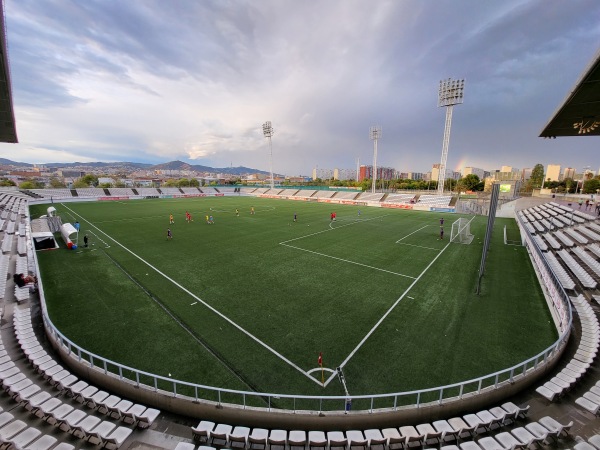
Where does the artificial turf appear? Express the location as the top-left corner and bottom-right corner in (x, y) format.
(30, 196), (556, 404)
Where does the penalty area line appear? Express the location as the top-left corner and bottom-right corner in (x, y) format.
(60, 204), (323, 387)
(396, 225), (429, 243)
(280, 243), (416, 279)
(280, 214), (390, 245)
(338, 240), (453, 370)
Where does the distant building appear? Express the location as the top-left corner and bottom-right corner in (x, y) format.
(500, 165), (513, 173)
(359, 165), (395, 182)
(312, 168), (334, 180)
(521, 168), (532, 181)
(563, 167), (576, 180)
(407, 172), (424, 180)
(463, 167), (485, 179)
(545, 164), (561, 182)
(334, 168), (355, 181)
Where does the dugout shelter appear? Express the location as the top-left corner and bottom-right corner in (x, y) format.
(60, 223), (78, 248)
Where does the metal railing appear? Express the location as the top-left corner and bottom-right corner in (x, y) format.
(31, 207), (572, 414)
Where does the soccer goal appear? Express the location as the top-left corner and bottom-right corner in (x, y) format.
(450, 217), (475, 244)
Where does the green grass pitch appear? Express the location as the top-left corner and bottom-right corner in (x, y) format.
(30, 197), (556, 408)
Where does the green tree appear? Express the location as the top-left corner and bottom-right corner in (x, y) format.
(0, 179), (16, 187)
(19, 180), (45, 189)
(49, 176), (66, 188)
(74, 174), (99, 187)
(529, 164), (544, 189)
(583, 178), (600, 194)
(460, 174), (481, 191)
(178, 178), (190, 187)
(189, 178), (200, 187)
(98, 182), (112, 188)
(444, 178), (457, 191)
(563, 177), (575, 193)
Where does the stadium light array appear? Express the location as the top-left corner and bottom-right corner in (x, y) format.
(369, 126), (382, 194)
(262, 121), (274, 190)
(437, 78), (465, 195)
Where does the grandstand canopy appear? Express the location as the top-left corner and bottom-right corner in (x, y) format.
(0, 0), (17, 143)
(540, 49), (600, 138)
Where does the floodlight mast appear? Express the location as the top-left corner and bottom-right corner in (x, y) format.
(262, 121), (274, 189)
(370, 126), (382, 194)
(437, 78), (464, 195)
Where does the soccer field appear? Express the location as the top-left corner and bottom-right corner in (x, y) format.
(31, 196), (556, 408)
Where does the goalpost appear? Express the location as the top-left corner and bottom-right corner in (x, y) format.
(450, 217), (475, 244)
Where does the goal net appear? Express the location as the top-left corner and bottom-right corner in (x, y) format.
(450, 217), (475, 244)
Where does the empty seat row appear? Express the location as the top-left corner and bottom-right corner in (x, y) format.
(544, 252), (576, 291)
(13, 308), (160, 430)
(1, 234), (12, 254)
(556, 250), (597, 289)
(191, 402), (529, 449)
(537, 296), (599, 401)
(453, 416), (571, 450)
(573, 247), (600, 277)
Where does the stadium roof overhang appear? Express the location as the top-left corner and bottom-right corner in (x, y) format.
(0, 0), (17, 144)
(540, 48), (600, 138)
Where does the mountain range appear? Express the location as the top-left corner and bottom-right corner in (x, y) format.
(0, 158), (271, 176)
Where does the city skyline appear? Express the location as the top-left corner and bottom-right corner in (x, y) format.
(0, 1), (598, 175)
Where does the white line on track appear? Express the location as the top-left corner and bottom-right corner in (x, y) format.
(281, 243), (416, 279)
(407, 296), (414, 299)
(61, 204), (323, 386)
(396, 225), (429, 243)
(191, 302), (197, 306)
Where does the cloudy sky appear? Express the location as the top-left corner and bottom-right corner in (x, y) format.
(0, 0), (598, 176)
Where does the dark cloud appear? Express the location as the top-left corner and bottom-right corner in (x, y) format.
(2, 0), (599, 174)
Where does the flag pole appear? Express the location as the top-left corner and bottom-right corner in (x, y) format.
(318, 352), (324, 386)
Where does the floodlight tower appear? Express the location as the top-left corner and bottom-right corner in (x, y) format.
(262, 121), (274, 189)
(370, 126), (382, 193)
(437, 78), (465, 195)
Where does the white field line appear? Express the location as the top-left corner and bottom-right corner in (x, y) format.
(87, 230), (110, 248)
(280, 214), (389, 245)
(209, 206), (276, 214)
(396, 242), (440, 251)
(280, 243), (416, 279)
(62, 204), (322, 386)
(281, 214), (414, 279)
(395, 225), (429, 243)
(336, 241), (451, 372)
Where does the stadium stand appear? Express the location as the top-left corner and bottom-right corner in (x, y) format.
(417, 194), (452, 206)
(107, 188), (135, 196)
(159, 187), (181, 195)
(356, 192), (385, 202)
(180, 187), (202, 194)
(29, 189), (73, 199)
(314, 190), (335, 198)
(332, 191), (359, 200)
(136, 187), (160, 196)
(75, 188), (106, 197)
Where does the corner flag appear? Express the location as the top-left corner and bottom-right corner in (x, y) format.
(318, 352), (324, 386)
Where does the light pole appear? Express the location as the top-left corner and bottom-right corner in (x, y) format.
(262, 121), (274, 189)
(369, 126), (381, 194)
(437, 78), (465, 196)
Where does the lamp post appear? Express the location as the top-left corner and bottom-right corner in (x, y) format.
(437, 78), (465, 195)
(262, 121), (274, 190)
(369, 126), (381, 194)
